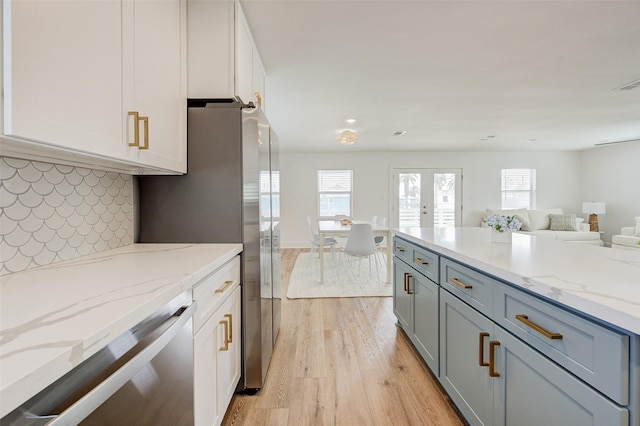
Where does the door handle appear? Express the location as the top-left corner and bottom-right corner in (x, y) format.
(219, 319), (230, 351)
(478, 332), (489, 367)
(489, 341), (500, 377)
(224, 313), (233, 343)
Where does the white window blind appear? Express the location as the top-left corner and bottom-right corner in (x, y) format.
(260, 171), (280, 218)
(317, 170), (352, 218)
(501, 169), (536, 209)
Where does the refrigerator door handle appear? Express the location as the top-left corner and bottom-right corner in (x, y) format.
(36, 302), (197, 426)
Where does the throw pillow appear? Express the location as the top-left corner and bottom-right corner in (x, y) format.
(549, 214), (577, 231)
(528, 208), (563, 230)
(635, 217), (640, 236)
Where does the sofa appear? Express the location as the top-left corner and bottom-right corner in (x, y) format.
(481, 208), (603, 246)
(611, 220), (640, 250)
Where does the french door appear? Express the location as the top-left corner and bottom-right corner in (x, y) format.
(392, 169), (462, 228)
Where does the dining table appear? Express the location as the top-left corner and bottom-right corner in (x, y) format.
(317, 220), (392, 284)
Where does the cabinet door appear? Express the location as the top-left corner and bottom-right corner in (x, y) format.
(411, 273), (439, 375)
(216, 286), (242, 416)
(236, 11), (254, 105)
(440, 290), (494, 426)
(194, 310), (222, 426)
(493, 327), (628, 426)
(393, 258), (413, 330)
(3, 0), (124, 158)
(123, 0), (186, 173)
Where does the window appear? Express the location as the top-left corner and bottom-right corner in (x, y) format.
(318, 170), (352, 218)
(501, 169), (536, 209)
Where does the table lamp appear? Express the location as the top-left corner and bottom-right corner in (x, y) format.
(582, 201), (606, 232)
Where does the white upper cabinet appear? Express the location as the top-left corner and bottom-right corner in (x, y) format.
(3, 1), (125, 159)
(2, 0), (186, 174)
(187, 0), (266, 108)
(122, 0), (187, 173)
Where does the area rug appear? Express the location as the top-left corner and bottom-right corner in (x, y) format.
(287, 252), (391, 299)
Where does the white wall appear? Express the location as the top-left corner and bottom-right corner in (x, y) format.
(580, 140), (640, 243)
(280, 150), (583, 247)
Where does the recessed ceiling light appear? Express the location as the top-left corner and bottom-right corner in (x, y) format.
(393, 130), (407, 136)
(346, 118), (356, 123)
(526, 139), (536, 143)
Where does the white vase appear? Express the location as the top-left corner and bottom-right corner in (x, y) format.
(491, 229), (512, 243)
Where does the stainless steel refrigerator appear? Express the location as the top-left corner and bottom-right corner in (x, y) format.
(136, 99), (281, 392)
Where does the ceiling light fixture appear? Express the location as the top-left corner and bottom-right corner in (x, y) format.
(393, 130), (407, 136)
(346, 118), (356, 123)
(336, 129), (358, 145)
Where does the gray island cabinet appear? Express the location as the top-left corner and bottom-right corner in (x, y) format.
(392, 228), (639, 426)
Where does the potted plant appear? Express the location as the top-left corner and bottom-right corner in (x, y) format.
(483, 214), (522, 243)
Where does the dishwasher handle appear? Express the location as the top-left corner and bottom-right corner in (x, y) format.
(40, 301), (197, 426)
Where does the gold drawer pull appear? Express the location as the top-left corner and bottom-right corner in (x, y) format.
(215, 280), (234, 294)
(489, 341), (500, 377)
(449, 277), (472, 289)
(128, 111), (140, 147)
(395, 247), (405, 253)
(414, 257), (429, 265)
(139, 116), (149, 149)
(515, 314), (563, 340)
(219, 319), (229, 351)
(224, 313), (233, 343)
(478, 332), (489, 367)
(403, 272), (409, 292)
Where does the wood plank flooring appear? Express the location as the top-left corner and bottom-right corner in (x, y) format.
(223, 249), (466, 426)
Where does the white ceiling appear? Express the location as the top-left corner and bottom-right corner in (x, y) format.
(240, 0), (640, 153)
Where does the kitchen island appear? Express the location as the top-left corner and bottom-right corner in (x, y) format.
(392, 227), (639, 426)
(0, 243), (242, 419)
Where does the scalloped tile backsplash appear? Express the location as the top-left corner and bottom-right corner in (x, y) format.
(0, 157), (134, 276)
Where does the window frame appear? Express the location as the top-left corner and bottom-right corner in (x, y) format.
(501, 168), (536, 210)
(317, 169), (353, 219)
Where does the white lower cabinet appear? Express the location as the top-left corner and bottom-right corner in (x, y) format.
(193, 257), (242, 426)
(440, 290), (628, 426)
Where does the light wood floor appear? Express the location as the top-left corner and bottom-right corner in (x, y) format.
(222, 249), (466, 426)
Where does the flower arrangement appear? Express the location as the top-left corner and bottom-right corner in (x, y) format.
(484, 214), (522, 233)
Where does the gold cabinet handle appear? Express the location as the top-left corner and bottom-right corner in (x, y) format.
(254, 91), (262, 107)
(403, 272), (409, 292)
(449, 277), (472, 289)
(395, 247), (405, 253)
(414, 257), (429, 265)
(479, 332), (490, 367)
(224, 313), (233, 343)
(489, 341), (500, 377)
(219, 319), (229, 351)
(139, 116), (149, 149)
(128, 111), (140, 147)
(515, 314), (563, 340)
(406, 274), (413, 295)
(215, 280), (234, 294)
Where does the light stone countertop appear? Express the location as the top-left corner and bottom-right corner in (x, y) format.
(0, 243), (242, 418)
(392, 227), (640, 335)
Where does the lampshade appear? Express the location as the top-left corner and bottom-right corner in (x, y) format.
(336, 129), (357, 145)
(582, 201), (606, 215)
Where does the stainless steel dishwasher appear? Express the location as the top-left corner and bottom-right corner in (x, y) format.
(0, 291), (196, 426)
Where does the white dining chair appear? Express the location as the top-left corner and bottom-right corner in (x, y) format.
(374, 217), (387, 264)
(340, 223), (380, 282)
(306, 216), (338, 273)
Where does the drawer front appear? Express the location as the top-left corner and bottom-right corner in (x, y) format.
(193, 255), (241, 333)
(440, 257), (494, 317)
(393, 237), (413, 263)
(410, 245), (439, 283)
(495, 283), (629, 405)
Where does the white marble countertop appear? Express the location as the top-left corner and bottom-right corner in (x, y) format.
(0, 243), (242, 418)
(392, 227), (640, 335)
